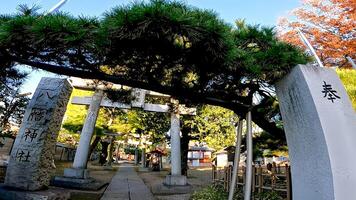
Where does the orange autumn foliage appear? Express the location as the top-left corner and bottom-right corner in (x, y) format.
(278, 0), (356, 68)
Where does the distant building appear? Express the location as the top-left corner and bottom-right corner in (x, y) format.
(213, 146), (247, 168)
(188, 145), (214, 167)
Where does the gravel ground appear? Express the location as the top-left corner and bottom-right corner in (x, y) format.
(138, 167), (213, 200)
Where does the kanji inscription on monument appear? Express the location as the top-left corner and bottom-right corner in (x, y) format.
(15, 149), (31, 162)
(322, 81), (340, 103)
(5, 78), (72, 190)
(23, 128), (40, 142)
(27, 108), (47, 122)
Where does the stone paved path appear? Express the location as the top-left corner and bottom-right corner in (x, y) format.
(101, 163), (154, 200)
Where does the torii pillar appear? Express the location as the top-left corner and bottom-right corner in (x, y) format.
(63, 90), (104, 179)
(57, 86), (194, 188)
(164, 98), (187, 186)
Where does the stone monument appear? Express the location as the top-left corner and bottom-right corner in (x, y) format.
(5, 78), (72, 190)
(275, 65), (356, 200)
(0, 78), (72, 199)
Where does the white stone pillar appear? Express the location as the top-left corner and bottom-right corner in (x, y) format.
(141, 148), (146, 168)
(164, 99), (187, 186)
(276, 64), (356, 200)
(106, 137), (114, 166)
(170, 99), (181, 176)
(65, 90), (103, 178)
(73, 90), (103, 168)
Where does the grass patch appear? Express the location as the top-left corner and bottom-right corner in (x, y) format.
(190, 183), (284, 200)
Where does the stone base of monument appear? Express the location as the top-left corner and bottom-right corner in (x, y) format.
(103, 165), (114, 170)
(138, 167), (150, 172)
(0, 184), (70, 200)
(150, 175), (191, 195)
(152, 183), (191, 195)
(164, 175), (187, 186)
(50, 167), (108, 190)
(63, 168), (90, 179)
(51, 176), (107, 191)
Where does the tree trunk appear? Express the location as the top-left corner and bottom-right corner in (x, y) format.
(99, 140), (110, 165)
(106, 138), (114, 166)
(87, 135), (101, 161)
(252, 111), (286, 140)
(181, 129), (190, 176)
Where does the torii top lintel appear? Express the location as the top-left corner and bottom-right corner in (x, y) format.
(70, 78), (196, 115)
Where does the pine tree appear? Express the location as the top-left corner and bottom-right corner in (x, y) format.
(0, 74), (29, 138)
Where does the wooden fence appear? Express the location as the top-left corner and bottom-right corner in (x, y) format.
(212, 164), (292, 200)
(54, 143), (76, 161)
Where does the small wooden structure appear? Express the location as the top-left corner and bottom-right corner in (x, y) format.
(148, 148), (166, 171)
(212, 164), (292, 199)
(54, 143), (76, 161)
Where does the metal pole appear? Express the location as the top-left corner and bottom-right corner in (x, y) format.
(346, 56), (356, 69)
(244, 111), (253, 200)
(296, 28), (324, 68)
(228, 119), (244, 200)
(44, 0), (69, 16)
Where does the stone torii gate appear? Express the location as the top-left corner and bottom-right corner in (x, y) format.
(63, 82), (195, 186)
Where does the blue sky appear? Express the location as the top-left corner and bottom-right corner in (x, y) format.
(0, 0), (301, 94)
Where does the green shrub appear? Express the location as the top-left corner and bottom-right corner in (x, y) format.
(190, 183), (284, 200)
(190, 184), (228, 200)
(254, 191), (284, 200)
(337, 69), (356, 110)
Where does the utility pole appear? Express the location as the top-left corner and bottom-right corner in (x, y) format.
(44, 0), (69, 16)
(346, 56), (356, 69)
